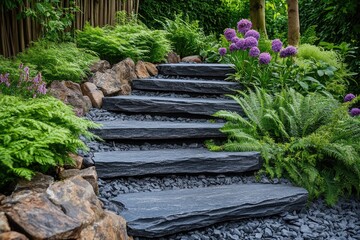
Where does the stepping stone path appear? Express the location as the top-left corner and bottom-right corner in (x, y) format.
(93, 63), (308, 238)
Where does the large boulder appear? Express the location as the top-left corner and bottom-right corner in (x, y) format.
(90, 60), (111, 73)
(89, 71), (122, 96)
(181, 55), (202, 63)
(144, 62), (158, 76)
(59, 167), (99, 195)
(135, 61), (150, 79)
(49, 80), (91, 116)
(112, 58), (137, 85)
(81, 82), (104, 108)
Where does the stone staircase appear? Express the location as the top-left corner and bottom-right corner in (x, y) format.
(92, 63), (308, 238)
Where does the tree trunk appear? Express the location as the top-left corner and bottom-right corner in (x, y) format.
(287, 0), (300, 46)
(249, 0), (267, 38)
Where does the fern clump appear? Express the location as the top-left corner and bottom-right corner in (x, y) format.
(209, 88), (360, 205)
(0, 94), (100, 190)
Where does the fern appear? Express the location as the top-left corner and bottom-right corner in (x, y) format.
(0, 95), (100, 190)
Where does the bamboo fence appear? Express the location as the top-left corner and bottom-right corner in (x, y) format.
(0, 0), (140, 58)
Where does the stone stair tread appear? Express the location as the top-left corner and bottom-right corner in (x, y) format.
(102, 95), (241, 116)
(91, 120), (225, 140)
(94, 149), (262, 178)
(132, 78), (241, 94)
(157, 63), (235, 78)
(111, 184), (308, 237)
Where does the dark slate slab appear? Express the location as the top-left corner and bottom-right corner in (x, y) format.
(91, 120), (225, 140)
(94, 149), (261, 178)
(132, 78), (241, 94)
(111, 184), (308, 237)
(102, 96), (241, 116)
(157, 63), (235, 78)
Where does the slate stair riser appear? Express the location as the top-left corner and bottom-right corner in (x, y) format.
(111, 184), (308, 237)
(157, 63), (235, 78)
(102, 96), (241, 116)
(94, 150), (262, 178)
(132, 78), (241, 94)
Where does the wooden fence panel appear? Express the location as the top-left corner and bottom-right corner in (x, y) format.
(0, 0), (138, 58)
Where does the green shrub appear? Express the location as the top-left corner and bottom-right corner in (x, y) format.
(76, 21), (171, 64)
(0, 95), (99, 190)
(16, 40), (99, 83)
(208, 88), (360, 205)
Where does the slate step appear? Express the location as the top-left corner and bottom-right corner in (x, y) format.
(157, 63), (235, 78)
(111, 184), (308, 237)
(94, 149), (262, 178)
(102, 96), (241, 116)
(91, 120), (225, 140)
(132, 78), (241, 94)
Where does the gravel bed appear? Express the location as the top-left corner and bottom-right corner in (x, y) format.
(131, 90), (229, 100)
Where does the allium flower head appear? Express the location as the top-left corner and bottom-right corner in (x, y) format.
(244, 36), (258, 49)
(229, 43), (238, 52)
(344, 93), (356, 102)
(231, 37), (240, 43)
(235, 38), (246, 50)
(350, 108), (360, 116)
(237, 19), (252, 34)
(280, 46), (297, 58)
(245, 30), (260, 40)
(218, 47), (227, 56)
(249, 47), (260, 57)
(224, 28), (237, 41)
(271, 39), (283, 52)
(259, 52), (272, 64)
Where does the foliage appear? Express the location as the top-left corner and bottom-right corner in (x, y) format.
(208, 88), (360, 205)
(76, 20), (171, 64)
(16, 40), (98, 83)
(0, 94), (100, 190)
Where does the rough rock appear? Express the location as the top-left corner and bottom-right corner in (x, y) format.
(90, 60), (111, 73)
(102, 95), (241, 116)
(59, 167), (99, 195)
(0, 231), (29, 240)
(91, 120), (225, 140)
(90, 71), (121, 96)
(94, 149), (262, 178)
(112, 184), (308, 237)
(81, 82), (104, 108)
(14, 172), (54, 193)
(49, 80), (91, 116)
(64, 153), (83, 170)
(0, 212), (10, 233)
(120, 83), (131, 96)
(80, 211), (132, 240)
(166, 51), (180, 63)
(112, 58), (137, 85)
(83, 95), (93, 111)
(157, 63), (235, 78)
(2, 190), (82, 239)
(181, 55), (202, 63)
(135, 61), (150, 79)
(144, 62), (158, 76)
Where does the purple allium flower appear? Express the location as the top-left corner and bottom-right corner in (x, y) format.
(218, 47), (227, 56)
(237, 19), (252, 34)
(231, 37), (240, 43)
(249, 47), (260, 57)
(224, 28), (237, 41)
(350, 108), (360, 116)
(280, 46), (298, 58)
(271, 39), (283, 53)
(259, 52), (272, 64)
(229, 43), (238, 52)
(235, 38), (246, 50)
(245, 30), (260, 40)
(344, 93), (356, 102)
(244, 36), (258, 49)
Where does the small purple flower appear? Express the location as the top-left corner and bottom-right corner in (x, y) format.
(280, 46), (298, 58)
(231, 37), (240, 43)
(249, 47), (260, 57)
(229, 43), (238, 52)
(244, 36), (258, 49)
(237, 19), (252, 34)
(259, 52), (272, 65)
(235, 38), (246, 50)
(271, 39), (283, 53)
(24, 66), (29, 75)
(350, 108), (360, 116)
(37, 83), (47, 95)
(218, 47), (227, 56)
(245, 30), (260, 40)
(0, 73), (11, 87)
(224, 28), (237, 41)
(344, 93), (356, 102)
